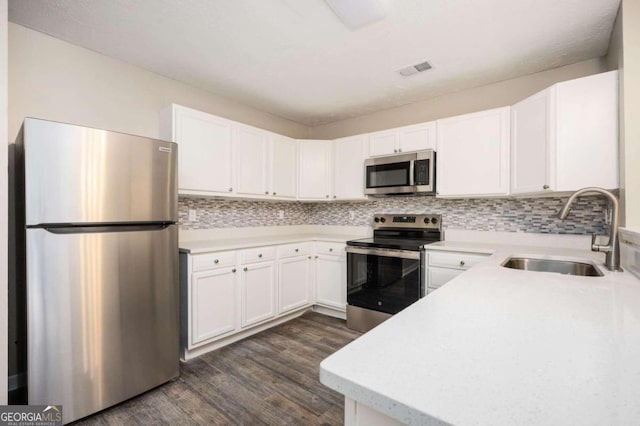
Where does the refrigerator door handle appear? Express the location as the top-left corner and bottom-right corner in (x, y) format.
(42, 223), (173, 234)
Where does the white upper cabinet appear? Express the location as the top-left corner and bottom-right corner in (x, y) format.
(236, 124), (269, 197)
(398, 122), (437, 153)
(368, 130), (398, 157)
(271, 134), (298, 199)
(511, 70), (619, 195)
(164, 105), (235, 195)
(298, 140), (332, 200)
(436, 107), (510, 197)
(511, 90), (550, 194)
(368, 121), (436, 157)
(333, 135), (367, 200)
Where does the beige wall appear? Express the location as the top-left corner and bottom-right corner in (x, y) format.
(606, 8), (623, 72)
(620, 0), (640, 227)
(0, 0), (8, 405)
(308, 59), (607, 139)
(8, 23), (309, 142)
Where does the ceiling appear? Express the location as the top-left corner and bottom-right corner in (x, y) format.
(8, 0), (620, 126)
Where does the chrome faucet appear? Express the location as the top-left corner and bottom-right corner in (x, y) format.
(557, 187), (622, 272)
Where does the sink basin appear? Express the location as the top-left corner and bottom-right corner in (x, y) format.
(501, 256), (604, 277)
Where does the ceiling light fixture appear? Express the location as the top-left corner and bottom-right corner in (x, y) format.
(398, 61), (433, 77)
(324, 0), (388, 29)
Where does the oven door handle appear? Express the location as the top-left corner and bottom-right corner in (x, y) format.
(345, 246), (421, 260)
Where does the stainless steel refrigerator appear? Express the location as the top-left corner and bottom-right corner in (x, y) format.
(17, 118), (179, 423)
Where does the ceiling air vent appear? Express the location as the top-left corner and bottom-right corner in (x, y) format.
(398, 61), (432, 77)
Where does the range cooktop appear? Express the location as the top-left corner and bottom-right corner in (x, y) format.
(346, 214), (443, 252)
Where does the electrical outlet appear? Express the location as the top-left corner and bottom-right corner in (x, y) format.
(349, 210), (356, 220)
(188, 209), (197, 221)
(278, 210), (285, 219)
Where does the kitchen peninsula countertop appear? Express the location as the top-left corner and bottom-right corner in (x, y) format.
(320, 241), (640, 425)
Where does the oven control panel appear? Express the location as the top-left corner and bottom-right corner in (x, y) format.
(372, 213), (442, 230)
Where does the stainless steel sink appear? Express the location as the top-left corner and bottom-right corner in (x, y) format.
(501, 257), (604, 277)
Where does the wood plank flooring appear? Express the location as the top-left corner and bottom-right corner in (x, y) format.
(75, 312), (361, 425)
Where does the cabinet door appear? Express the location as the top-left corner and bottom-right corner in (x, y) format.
(398, 122), (436, 153)
(436, 107), (510, 197)
(315, 255), (346, 311)
(278, 256), (312, 314)
(174, 106), (234, 194)
(555, 70), (619, 191)
(191, 267), (238, 346)
(368, 130), (398, 157)
(241, 261), (276, 328)
(271, 134), (298, 199)
(298, 140), (332, 200)
(511, 89), (553, 194)
(427, 267), (461, 293)
(236, 125), (269, 196)
(333, 135), (367, 200)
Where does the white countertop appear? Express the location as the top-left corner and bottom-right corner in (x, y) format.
(178, 226), (370, 253)
(320, 241), (640, 425)
(179, 232), (363, 253)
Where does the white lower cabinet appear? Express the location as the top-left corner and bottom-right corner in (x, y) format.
(278, 255), (313, 314)
(191, 266), (238, 346)
(315, 242), (347, 312)
(426, 250), (490, 293)
(241, 261), (276, 328)
(182, 239), (349, 359)
(427, 268), (462, 293)
(315, 254), (346, 311)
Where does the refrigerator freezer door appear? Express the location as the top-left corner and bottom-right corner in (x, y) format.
(26, 225), (179, 423)
(23, 118), (177, 226)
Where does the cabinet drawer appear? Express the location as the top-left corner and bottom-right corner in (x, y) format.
(428, 251), (487, 270)
(192, 251), (237, 272)
(428, 267), (463, 291)
(241, 246), (276, 264)
(278, 242), (313, 258)
(315, 241), (346, 256)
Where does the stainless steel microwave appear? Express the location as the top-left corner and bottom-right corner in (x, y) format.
(364, 150), (436, 196)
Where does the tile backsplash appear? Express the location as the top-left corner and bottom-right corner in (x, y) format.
(179, 195), (610, 235)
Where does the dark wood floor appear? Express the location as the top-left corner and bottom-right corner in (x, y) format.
(75, 312), (361, 425)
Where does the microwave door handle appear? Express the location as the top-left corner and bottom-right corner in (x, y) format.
(409, 161), (415, 186)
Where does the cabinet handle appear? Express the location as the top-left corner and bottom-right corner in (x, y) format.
(232, 268), (236, 273)
(543, 184), (549, 190)
(315, 255), (318, 259)
(258, 253), (262, 258)
(243, 267), (248, 272)
(228, 188), (233, 192)
(325, 195), (329, 198)
(329, 248), (333, 252)
(273, 192), (277, 196)
(265, 191), (269, 195)
(460, 260), (465, 267)
(398, 148), (402, 152)
(308, 256), (312, 259)
(295, 248), (299, 252)
(214, 259), (219, 264)
(394, 149), (398, 153)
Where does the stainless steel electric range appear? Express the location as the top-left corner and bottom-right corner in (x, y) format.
(345, 213), (443, 332)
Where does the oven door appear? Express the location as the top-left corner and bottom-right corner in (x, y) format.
(346, 246), (424, 315)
